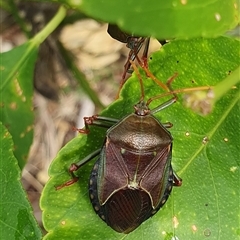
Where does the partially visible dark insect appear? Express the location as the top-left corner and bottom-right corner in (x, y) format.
(108, 24), (147, 93)
(56, 61), (182, 233)
(107, 24), (167, 97)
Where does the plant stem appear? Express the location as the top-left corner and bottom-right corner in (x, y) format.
(213, 66), (240, 102)
(0, 5), (67, 91)
(31, 6), (67, 46)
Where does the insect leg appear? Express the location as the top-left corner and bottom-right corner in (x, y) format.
(173, 171), (182, 186)
(73, 115), (119, 134)
(56, 148), (101, 190)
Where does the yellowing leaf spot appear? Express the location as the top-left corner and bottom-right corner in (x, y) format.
(173, 216), (179, 228)
(61, 220), (66, 225)
(215, 13), (221, 21)
(0, 65), (5, 70)
(72, 0), (82, 5)
(20, 132), (25, 138)
(230, 166), (237, 172)
(26, 125), (33, 132)
(9, 102), (17, 110)
(192, 225), (197, 232)
(22, 96), (26, 102)
(14, 79), (23, 97)
(19, 125), (33, 138)
(4, 132), (10, 138)
(181, 0), (187, 5)
(202, 136), (209, 144)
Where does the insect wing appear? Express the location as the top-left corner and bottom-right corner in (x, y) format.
(97, 140), (129, 205)
(103, 188), (152, 233)
(140, 144), (172, 208)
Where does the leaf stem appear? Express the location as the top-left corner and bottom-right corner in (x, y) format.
(213, 66), (240, 102)
(0, 6), (67, 92)
(31, 5), (67, 46)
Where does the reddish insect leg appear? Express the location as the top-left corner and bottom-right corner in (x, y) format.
(173, 171), (182, 186)
(73, 115), (99, 134)
(55, 148), (101, 190)
(73, 115), (119, 134)
(116, 37), (146, 98)
(55, 164), (79, 190)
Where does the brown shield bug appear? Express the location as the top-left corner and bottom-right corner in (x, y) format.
(56, 65), (182, 233)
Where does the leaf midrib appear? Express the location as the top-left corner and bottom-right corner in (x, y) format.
(179, 90), (240, 175)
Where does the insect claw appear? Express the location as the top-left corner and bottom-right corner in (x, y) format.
(72, 126), (89, 134)
(69, 163), (79, 172)
(163, 122), (173, 128)
(55, 177), (79, 190)
(173, 174), (182, 187)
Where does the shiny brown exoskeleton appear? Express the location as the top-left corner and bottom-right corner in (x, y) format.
(56, 68), (182, 234)
(88, 100), (182, 233)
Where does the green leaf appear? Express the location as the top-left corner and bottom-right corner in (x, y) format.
(0, 123), (42, 239)
(0, 43), (38, 168)
(0, 6), (67, 168)
(61, 0), (239, 38)
(41, 36), (240, 239)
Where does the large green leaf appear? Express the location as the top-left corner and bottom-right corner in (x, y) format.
(0, 6), (67, 168)
(0, 123), (42, 239)
(41, 36), (240, 239)
(0, 43), (38, 168)
(59, 0), (239, 38)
